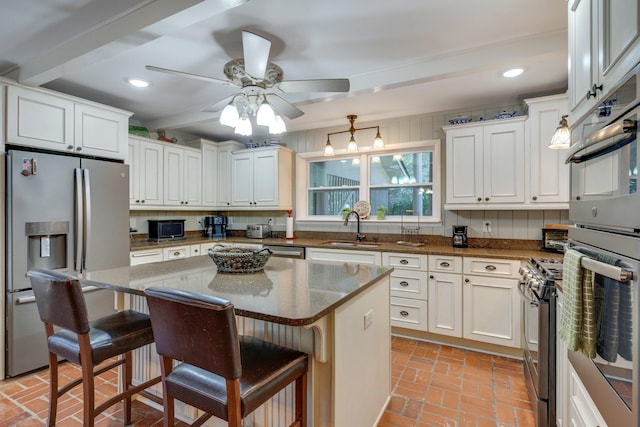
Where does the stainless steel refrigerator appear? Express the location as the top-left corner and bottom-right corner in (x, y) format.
(5, 149), (130, 377)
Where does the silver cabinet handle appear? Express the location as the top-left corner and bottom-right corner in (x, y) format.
(399, 281), (409, 287)
(439, 261), (450, 268)
(485, 265), (497, 271)
(399, 310), (409, 317)
(174, 251), (180, 256)
(400, 259), (409, 265)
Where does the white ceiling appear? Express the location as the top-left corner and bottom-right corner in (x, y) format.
(0, 0), (568, 142)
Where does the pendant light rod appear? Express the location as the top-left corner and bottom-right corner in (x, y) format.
(325, 114), (384, 156)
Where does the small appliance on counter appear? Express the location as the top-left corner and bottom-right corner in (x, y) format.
(541, 225), (568, 253)
(203, 215), (227, 238)
(452, 225), (468, 248)
(148, 219), (186, 242)
(246, 223), (271, 239)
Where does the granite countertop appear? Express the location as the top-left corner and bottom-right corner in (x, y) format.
(81, 256), (393, 326)
(131, 234), (562, 262)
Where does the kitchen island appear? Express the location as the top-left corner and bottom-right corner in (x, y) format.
(80, 256), (393, 427)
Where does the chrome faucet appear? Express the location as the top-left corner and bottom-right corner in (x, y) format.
(344, 210), (366, 241)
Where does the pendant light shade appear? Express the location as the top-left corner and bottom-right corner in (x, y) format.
(220, 103), (239, 127)
(346, 135), (359, 153)
(324, 137), (335, 156)
(256, 102), (276, 127)
(549, 115), (570, 149)
(234, 113), (252, 136)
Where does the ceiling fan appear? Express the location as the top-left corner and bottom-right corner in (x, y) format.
(146, 30), (350, 135)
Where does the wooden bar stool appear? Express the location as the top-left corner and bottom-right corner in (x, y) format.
(28, 269), (162, 427)
(144, 286), (309, 427)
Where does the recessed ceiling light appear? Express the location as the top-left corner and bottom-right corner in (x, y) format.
(502, 68), (524, 78)
(127, 78), (149, 88)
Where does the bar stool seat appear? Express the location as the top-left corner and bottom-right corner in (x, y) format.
(144, 286), (308, 427)
(28, 269), (161, 427)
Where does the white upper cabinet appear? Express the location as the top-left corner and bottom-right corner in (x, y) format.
(524, 94), (570, 207)
(230, 146), (293, 210)
(163, 145), (202, 207)
(444, 117), (526, 209)
(216, 140), (244, 208)
(201, 141), (219, 207)
(6, 84), (130, 160)
(128, 137), (164, 207)
(568, 0), (640, 122)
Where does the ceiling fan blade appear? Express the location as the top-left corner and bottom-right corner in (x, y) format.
(279, 78), (350, 93)
(265, 93), (304, 119)
(242, 31), (271, 79)
(202, 94), (237, 113)
(145, 65), (238, 87)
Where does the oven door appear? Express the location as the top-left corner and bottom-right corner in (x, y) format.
(567, 104), (639, 233)
(567, 226), (638, 427)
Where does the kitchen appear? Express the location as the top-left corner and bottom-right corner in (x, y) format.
(1, 0), (639, 426)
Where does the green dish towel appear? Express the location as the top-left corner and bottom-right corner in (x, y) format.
(558, 249), (596, 358)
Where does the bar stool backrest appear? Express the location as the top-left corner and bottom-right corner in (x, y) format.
(29, 269), (90, 334)
(145, 287), (243, 380)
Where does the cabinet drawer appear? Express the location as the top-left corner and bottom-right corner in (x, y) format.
(163, 246), (189, 260)
(390, 270), (427, 299)
(429, 255), (462, 274)
(390, 297), (428, 331)
(463, 257), (520, 278)
(382, 252), (428, 270)
(130, 250), (163, 266)
(306, 248), (381, 265)
(190, 244), (202, 257)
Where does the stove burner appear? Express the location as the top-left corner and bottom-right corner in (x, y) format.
(531, 257), (564, 280)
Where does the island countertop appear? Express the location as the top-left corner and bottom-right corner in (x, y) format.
(80, 256), (393, 326)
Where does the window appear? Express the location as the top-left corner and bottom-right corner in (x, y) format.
(300, 140), (441, 222)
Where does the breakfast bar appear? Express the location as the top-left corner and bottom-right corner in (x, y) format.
(79, 256), (393, 427)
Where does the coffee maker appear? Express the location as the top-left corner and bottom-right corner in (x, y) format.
(452, 225), (468, 248)
(203, 215), (227, 238)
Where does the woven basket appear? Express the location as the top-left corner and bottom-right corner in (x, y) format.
(208, 244), (272, 273)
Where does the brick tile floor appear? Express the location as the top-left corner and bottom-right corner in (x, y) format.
(0, 337), (534, 426)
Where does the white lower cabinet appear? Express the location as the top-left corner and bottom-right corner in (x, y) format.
(129, 249), (163, 266)
(428, 271), (463, 337)
(568, 364), (608, 427)
(384, 252), (428, 331)
(462, 257), (521, 348)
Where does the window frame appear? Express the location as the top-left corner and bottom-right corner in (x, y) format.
(296, 139), (441, 223)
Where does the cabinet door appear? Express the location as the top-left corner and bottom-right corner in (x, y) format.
(128, 141), (140, 205)
(305, 248), (381, 265)
(483, 121), (525, 203)
(231, 152), (254, 207)
(163, 145), (184, 206)
(183, 149), (201, 206)
(6, 86), (74, 151)
(201, 143), (218, 206)
(526, 95), (570, 205)
(428, 272), (463, 337)
(74, 103), (128, 160)
(445, 127), (483, 204)
(253, 150), (278, 206)
(462, 275), (521, 347)
(139, 140), (163, 205)
(568, 0), (597, 121)
(217, 143), (238, 207)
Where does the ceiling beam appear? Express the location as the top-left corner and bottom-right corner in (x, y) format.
(18, 0), (248, 86)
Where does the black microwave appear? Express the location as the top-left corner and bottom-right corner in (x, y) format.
(148, 220), (186, 242)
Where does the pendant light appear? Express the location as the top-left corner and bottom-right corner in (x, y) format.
(325, 115), (384, 156)
(549, 115), (570, 149)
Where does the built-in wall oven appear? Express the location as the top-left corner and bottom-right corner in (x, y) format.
(565, 61), (640, 427)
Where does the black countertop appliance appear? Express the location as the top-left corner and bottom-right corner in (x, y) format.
(452, 225), (468, 248)
(203, 215), (227, 238)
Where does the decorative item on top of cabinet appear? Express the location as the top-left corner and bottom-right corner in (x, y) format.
(6, 84), (131, 160)
(128, 137), (164, 207)
(567, 0), (640, 123)
(524, 94), (570, 208)
(462, 257), (521, 347)
(443, 116), (526, 210)
(230, 145), (294, 210)
(383, 252), (428, 331)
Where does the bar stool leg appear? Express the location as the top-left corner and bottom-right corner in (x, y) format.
(294, 372), (308, 427)
(46, 351), (59, 427)
(160, 356), (175, 427)
(79, 336), (95, 427)
(124, 352), (133, 424)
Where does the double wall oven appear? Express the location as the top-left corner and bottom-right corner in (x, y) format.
(564, 62), (640, 427)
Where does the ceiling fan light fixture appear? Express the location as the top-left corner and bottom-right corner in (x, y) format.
(549, 115), (571, 149)
(256, 101), (276, 127)
(220, 103), (240, 127)
(346, 135), (359, 153)
(269, 114), (286, 134)
(234, 114), (252, 136)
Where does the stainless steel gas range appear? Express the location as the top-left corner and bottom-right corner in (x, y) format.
(519, 257), (563, 427)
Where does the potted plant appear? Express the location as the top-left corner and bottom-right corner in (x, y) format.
(376, 206), (386, 220)
(342, 207), (351, 219)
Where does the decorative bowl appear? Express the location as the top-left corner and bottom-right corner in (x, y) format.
(448, 115), (471, 125)
(208, 244), (272, 273)
(494, 110), (517, 119)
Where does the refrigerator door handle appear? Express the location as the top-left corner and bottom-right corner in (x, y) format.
(83, 169), (92, 273)
(75, 168), (84, 271)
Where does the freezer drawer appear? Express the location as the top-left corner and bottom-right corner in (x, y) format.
(5, 287), (116, 377)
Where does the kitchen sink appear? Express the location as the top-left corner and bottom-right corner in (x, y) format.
(321, 241), (379, 248)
